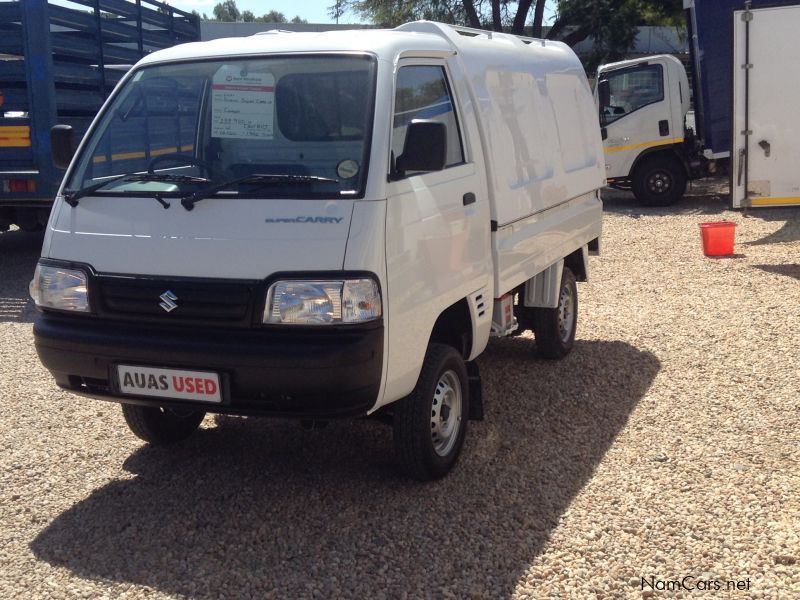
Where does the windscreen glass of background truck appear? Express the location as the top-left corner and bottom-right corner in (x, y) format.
(65, 55), (377, 199)
(601, 64), (663, 124)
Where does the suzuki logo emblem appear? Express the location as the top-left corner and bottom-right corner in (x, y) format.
(159, 290), (178, 313)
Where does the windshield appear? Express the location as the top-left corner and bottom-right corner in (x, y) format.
(65, 54), (377, 199)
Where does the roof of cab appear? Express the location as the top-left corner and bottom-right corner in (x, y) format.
(138, 28), (453, 66)
(598, 54), (684, 74)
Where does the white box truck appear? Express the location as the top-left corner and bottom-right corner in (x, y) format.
(30, 21), (604, 480)
(597, 0), (800, 208)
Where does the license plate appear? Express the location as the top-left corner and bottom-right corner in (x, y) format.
(117, 365), (222, 403)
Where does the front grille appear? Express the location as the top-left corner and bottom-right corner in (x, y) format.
(96, 276), (259, 327)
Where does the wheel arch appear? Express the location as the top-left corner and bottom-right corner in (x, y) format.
(564, 247), (589, 283)
(428, 298), (473, 360)
(629, 145), (689, 180)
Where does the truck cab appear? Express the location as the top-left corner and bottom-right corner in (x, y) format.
(597, 54), (691, 205)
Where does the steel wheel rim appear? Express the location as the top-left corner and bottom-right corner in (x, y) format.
(557, 283), (575, 343)
(430, 369), (463, 457)
(647, 170), (672, 195)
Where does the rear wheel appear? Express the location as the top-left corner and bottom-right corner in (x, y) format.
(632, 155), (687, 206)
(532, 267), (578, 359)
(393, 344), (469, 480)
(121, 404), (205, 445)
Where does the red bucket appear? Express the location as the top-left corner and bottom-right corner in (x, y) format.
(699, 221), (736, 257)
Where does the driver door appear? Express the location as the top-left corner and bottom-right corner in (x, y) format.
(600, 62), (670, 179)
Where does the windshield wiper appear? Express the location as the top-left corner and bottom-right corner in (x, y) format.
(180, 174), (339, 211)
(62, 172), (211, 207)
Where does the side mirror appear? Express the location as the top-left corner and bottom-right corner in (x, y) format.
(394, 120), (446, 178)
(597, 79), (611, 127)
(597, 79), (611, 109)
(51, 125), (75, 170)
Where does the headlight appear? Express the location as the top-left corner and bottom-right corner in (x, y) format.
(264, 278), (381, 325)
(29, 263), (90, 312)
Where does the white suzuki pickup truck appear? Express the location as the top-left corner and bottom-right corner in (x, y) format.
(31, 21), (605, 480)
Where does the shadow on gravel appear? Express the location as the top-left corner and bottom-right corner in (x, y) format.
(602, 179), (730, 218)
(753, 263), (800, 281)
(31, 339), (660, 598)
(0, 229), (43, 323)
(742, 209), (800, 246)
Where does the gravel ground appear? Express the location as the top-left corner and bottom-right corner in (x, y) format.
(0, 179), (798, 599)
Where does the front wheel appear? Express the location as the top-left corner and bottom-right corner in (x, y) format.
(393, 344), (469, 480)
(121, 404), (205, 445)
(631, 155), (687, 206)
(532, 267), (578, 359)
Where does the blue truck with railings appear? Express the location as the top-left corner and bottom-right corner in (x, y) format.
(0, 0), (200, 232)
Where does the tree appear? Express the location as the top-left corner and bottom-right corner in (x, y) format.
(291, 15), (309, 24)
(329, 0), (546, 35)
(242, 10), (255, 22)
(213, 0), (241, 22)
(260, 10), (287, 23)
(330, 0), (684, 69)
(548, 0), (683, 68)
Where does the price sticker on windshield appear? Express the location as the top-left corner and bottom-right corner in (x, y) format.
(211, 66), (275, 140)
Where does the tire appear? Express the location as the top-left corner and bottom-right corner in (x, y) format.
(121, 404), (205, 445)
(631, 155), (687, 206)
(393, 344), (469, 480)
(532, 267), (577, 360)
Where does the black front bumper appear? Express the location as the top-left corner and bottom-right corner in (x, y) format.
(34, 314), (383, 418)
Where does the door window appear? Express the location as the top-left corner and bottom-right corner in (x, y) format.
(392, 65), (464, 172)
(602, 64), (664, 124)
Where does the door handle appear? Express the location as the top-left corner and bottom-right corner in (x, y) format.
(659, 119), (670, 137)
(463, 192), (476, 206)
(737, 148), (746, 186)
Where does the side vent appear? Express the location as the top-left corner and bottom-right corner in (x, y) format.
(475, 293), (486, 317)
(467, 286), (493, 359)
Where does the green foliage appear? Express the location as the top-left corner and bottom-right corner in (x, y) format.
(330, 0), (468, 28)
(640, 0), (684, 27)
(262, 10), (287, 23)
(212, 0), (241, 21)
(207, 2), (308, 24)
(331, 0), (685, 70)
(551, 0), (685, 70)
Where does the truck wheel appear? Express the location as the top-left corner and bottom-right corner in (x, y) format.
(632, 155), (687, 206)
(393, 344), (469, 480)
(121, 404), (205, 445)
(532, 267), (577, 359)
